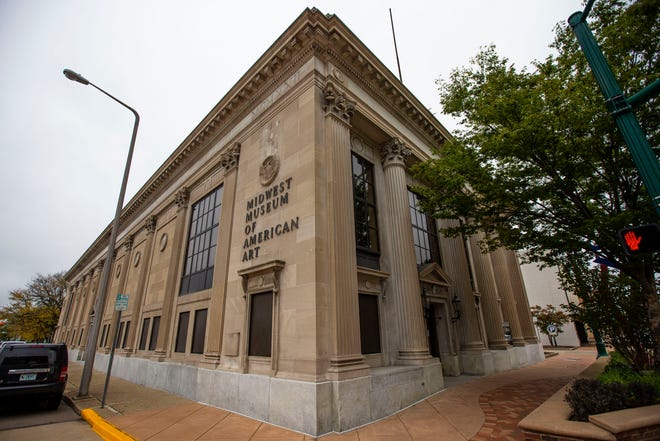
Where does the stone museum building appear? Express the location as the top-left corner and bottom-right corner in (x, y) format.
(55, 8), (542, 436)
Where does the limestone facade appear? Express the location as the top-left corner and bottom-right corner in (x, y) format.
(55, 8), (542, 436)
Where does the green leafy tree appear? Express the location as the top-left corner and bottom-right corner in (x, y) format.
(0, 319), (11, 341)
(413, 0), (659, 367)
(0, 272), (66, 342)
(531, 304), (570, 346)
(560, 257), (655, 369)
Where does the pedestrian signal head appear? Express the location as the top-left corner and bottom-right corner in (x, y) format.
(618, 224), (660, 255)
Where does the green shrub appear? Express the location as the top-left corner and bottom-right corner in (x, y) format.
(565, 378), (657, 421)
(598, 353), (660, 397)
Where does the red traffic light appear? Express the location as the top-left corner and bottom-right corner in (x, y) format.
(618, 223), (660, 255)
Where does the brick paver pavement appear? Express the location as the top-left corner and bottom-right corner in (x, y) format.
(470, 376), (574, 441)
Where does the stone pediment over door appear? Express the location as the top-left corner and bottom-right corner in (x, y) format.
(418, 263), (452, 294)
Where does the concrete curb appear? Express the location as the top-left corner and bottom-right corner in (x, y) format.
(80, 408), (136, 441)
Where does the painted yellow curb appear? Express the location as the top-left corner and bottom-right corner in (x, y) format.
(80, 408), (136, 441)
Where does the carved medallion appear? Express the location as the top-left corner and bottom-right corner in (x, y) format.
(259, 154), (280, 186)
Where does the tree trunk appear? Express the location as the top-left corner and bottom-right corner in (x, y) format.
(626, 263), (660, 370)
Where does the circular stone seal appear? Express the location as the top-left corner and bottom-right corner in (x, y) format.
(259, 154), (280, 186)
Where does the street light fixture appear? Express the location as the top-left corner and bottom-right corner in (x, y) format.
(63, 68), (140, 398)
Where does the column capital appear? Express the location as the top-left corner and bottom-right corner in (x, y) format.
(323, 82), (355, 123)
(381, 137), (411, 167)
(123, 235), (134, 252)
(221, 142), (241, 171)
(145, 215), (157, 234)
(175, 188), (190, 210)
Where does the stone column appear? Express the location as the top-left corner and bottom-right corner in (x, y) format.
(490, 248), (525, 346)
(124, 216), (157, 353)
(204, 143), (241, 365)
(469, 235), (509, 349)
(505, 250), (538, 343)
(154, 188), (189, 360)
(381, 138), (432, 364)
(438, 219), (486, 351)
(323, 82), (368, 379)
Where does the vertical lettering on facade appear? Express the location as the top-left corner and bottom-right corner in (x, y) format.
(242, 177), (299, 262)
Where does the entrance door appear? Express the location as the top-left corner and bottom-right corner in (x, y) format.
(433, 303), (453, 357)
(425, 302), (455, 367)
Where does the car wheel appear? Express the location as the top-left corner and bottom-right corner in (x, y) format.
(46, 394), (62, 410)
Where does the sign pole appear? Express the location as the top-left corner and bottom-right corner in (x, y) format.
(101, 294), (128, 408)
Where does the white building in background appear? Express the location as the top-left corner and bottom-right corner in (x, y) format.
(520, 263), (586, 348)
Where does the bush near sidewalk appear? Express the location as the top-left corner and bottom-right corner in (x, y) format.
(565, 353), (660, 421)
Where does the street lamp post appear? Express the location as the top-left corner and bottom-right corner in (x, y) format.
(63, 69), (140, 397)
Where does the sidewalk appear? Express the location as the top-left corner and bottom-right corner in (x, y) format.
(64, 347), (599, 441)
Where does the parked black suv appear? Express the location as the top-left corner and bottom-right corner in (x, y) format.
(0, 343), (68, 410)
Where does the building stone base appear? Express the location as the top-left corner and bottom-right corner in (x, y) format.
(439, 354), (461, 376)
(82, 352), (444, 436)
(491, 347), (517, 372)
(460, 350), (495, 375)
(459, 343), (545, 376)
(525, 342), (545, 363)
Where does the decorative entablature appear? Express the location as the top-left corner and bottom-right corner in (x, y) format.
(419, 263), (453, 296)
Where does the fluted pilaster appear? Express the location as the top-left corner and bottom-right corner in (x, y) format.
(205, 143), (241, 364)
(105, 238), (132, 352)
(124, 216), (158, 353)
(155, 189), (190, 359)
(381, 138), (432, 364)
(70, 279), (85, 335)
(323, 82), (366, 377)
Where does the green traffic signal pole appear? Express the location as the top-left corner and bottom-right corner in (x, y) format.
(569, 3), (660, 218)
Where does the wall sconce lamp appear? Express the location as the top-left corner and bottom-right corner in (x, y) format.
(421, 287), (430, 318)
(451, 295), (462, 322)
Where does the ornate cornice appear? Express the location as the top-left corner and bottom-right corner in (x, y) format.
(324, 43), (449, 149)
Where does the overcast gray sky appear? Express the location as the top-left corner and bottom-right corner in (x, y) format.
(0, 0), (582, 306)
